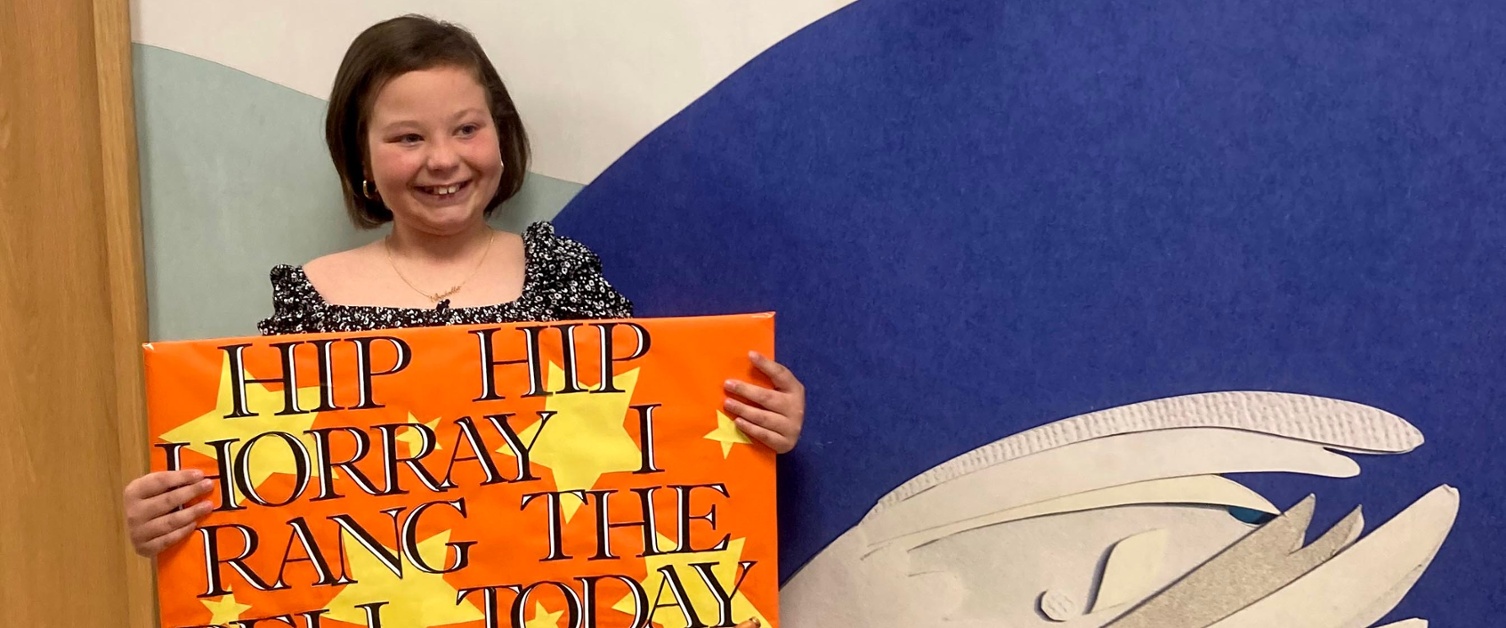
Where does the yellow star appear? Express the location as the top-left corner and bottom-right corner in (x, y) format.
(704, 411), (753, 458)
(323, 530), (483, 628)
(160, 356), (323, 504)
(397, 413), (444, 457)
(525, 601), (565, 628)
(499, 363), (644, 521)
(613, 534), (767, 628)
(201, 593), (253, 625)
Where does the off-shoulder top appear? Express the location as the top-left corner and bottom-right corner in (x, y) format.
(256, 222), (633, 335)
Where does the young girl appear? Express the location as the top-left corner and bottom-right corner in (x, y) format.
(122, 19), (804, 609)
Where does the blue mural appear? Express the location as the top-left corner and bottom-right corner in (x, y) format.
(558, 0), (1506, 623)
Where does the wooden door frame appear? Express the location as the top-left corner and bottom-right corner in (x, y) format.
(95, 0), (156, 625)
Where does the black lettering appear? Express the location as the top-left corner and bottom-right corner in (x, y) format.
(350, 336), (410, 410)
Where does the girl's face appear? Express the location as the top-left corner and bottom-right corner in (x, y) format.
(364, 66), (503, 236)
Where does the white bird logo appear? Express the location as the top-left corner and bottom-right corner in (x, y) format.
(782, 391), (1456, 628)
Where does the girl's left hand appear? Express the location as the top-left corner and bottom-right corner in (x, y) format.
(723, 351), (806, 453)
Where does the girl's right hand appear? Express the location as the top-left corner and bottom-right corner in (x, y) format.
(123, 469), (216, 557)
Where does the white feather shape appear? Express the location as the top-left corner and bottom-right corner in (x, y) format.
(1207, 485), (1457, 628)
(781, 393), (1452, 628)
(865, 427), (1357, 544)
(888, 475), (1277, 553)
(1107, 496), (1365, 627)
(877, 391), (1422, 510)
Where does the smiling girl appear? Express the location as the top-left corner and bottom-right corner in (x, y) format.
(121, 17), (806, 591)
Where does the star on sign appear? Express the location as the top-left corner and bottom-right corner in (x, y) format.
(613, 534), (767, 628)
(526, 601), (566, 628)
(704, 411), (754, 458)
(160, 356), (324, 504)
(202, 593), (253, 625)
(397, 413), (444, 457)
(498, 363), (644, 521)
(322, 529), (483, 628)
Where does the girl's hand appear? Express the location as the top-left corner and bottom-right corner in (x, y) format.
(123, 469), (215, 557)
(723, 351), (805, 453)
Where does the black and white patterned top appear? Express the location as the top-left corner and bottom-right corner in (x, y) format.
(257, 222), (633, 335)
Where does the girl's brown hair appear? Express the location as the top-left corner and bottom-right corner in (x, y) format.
(326, 15), (530, 228)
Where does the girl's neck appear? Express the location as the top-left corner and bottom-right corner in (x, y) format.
(385, 220), (493, 263)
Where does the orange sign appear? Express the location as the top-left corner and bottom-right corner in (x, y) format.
(143, 314), (779, 628)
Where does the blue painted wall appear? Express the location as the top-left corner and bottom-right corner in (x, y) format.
(558, 0), (1506, 622)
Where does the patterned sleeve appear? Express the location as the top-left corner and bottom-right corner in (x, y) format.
(257, 264), (319, 335)
(528, 222), (635, 320)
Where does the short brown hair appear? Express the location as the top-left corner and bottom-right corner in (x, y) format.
(326, 15), (530, 228)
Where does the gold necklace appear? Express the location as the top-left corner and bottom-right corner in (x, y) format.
(384, 230), (495, 304)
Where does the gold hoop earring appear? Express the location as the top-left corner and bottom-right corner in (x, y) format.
(361, 179), (378, 199)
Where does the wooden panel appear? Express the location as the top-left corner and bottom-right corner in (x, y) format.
(0, 0), (153, 625)
(94, 0), (156, 624)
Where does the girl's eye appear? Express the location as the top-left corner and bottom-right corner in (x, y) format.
(457, 124), (480, 137)
(394, 134), (422, 145)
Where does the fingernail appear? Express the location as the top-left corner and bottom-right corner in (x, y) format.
(724, 379), (736, 390)
(749, 350), (761, 360)
(198, 479), (214, 490)
(187, 469), (204, 481)
(751, 619), (761, 627)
